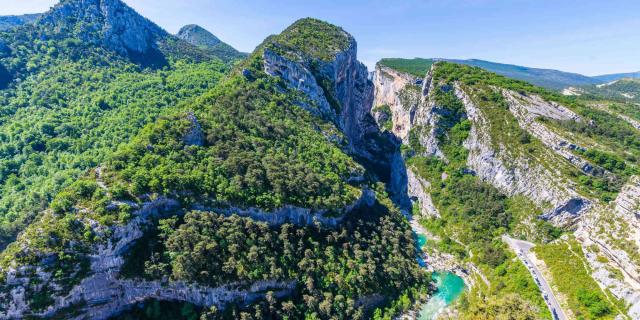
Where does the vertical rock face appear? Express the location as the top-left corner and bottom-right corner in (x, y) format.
(263, 48), (336, 119)
(406, 168), (440, 217)
(38, 0), (167, 57)
(263, 37), (377, 157)
(330, 41), (377, 157)
(262, 30), (399, 186)
(372, 65), (420, 142)
(371, 63), (596, 224)
(412, 67), (446, 158)
(371, 64), (445, 216)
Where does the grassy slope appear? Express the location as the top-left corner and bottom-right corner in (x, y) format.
(533, 239), (627, 319)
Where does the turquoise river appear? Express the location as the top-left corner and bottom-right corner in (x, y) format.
(414, 232), (466, 319)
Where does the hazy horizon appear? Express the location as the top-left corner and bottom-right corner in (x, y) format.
(2, 0), (639, 76)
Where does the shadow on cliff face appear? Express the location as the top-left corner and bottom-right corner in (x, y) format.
(126, 47), (169, 70)
(350, 104), (412, 213)
(0, 63), (10, 90)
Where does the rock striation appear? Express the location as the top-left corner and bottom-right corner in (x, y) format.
(576, 176), (640, 318)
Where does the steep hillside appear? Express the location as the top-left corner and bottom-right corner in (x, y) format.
(0, 14), (41, 31)
(0, 0), (240, 247)
(0, 18), (427, 320)
(176, 24), (246, 62)
(373, 61), (639, 319)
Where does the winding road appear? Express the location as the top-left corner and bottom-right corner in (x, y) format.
(503, 236), (568, 320)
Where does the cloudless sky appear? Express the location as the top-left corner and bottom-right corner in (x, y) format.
(2, 0), (639, 76)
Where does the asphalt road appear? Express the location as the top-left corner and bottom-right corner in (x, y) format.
(503, 236), (568, 320)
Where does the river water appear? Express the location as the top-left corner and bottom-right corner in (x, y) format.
(414, 231), (466, 320)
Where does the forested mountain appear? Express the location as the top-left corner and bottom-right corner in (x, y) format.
(0, 0), (238, 247)
(176, 24), (246, 62)
(0, 13), (427, 320)
(0, 1), (639, 320)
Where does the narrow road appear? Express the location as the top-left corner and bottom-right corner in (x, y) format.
(503, 236), (568, 320)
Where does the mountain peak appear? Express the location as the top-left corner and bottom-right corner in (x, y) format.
(266, 18), (354, 61)
(38, 0), (168, 57)
(176, 24), (221, 47)
(176, 23), (245, 62)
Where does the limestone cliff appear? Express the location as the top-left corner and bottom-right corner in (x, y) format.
(372, 65), (421, 142)
(262, 22), (399, 185)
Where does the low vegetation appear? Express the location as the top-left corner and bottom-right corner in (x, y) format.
(377, 58), (433, 77)
(533, 239), (627, 319)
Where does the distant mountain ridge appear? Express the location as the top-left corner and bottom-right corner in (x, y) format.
(439, 58), (603, 90)
(593, 71), (640, 82)
(0, 14), (41, 31)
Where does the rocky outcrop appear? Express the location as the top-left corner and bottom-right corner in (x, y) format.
(406, 168), (440, 217)
(503, 90), (604, 176)
(371, 64), (445, 158)
(618, 113), (640, 130)
(263, 33), (398, 186)
(177, 24), (222, 48)
(263, 48), (336, 119)
(411, 67), (446, 158)
(54, 278), (294, 320)
(592, 103), (640, 131)
(183, 112), (204, 146)
(198, 188), (376, 228)
(0, 13), (41, 31)
(1, 185), (379, 318)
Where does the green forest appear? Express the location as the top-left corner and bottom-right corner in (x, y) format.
(0, 1), (638, 319)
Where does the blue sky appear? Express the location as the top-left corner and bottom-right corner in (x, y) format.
(3, 0), (639, 76)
